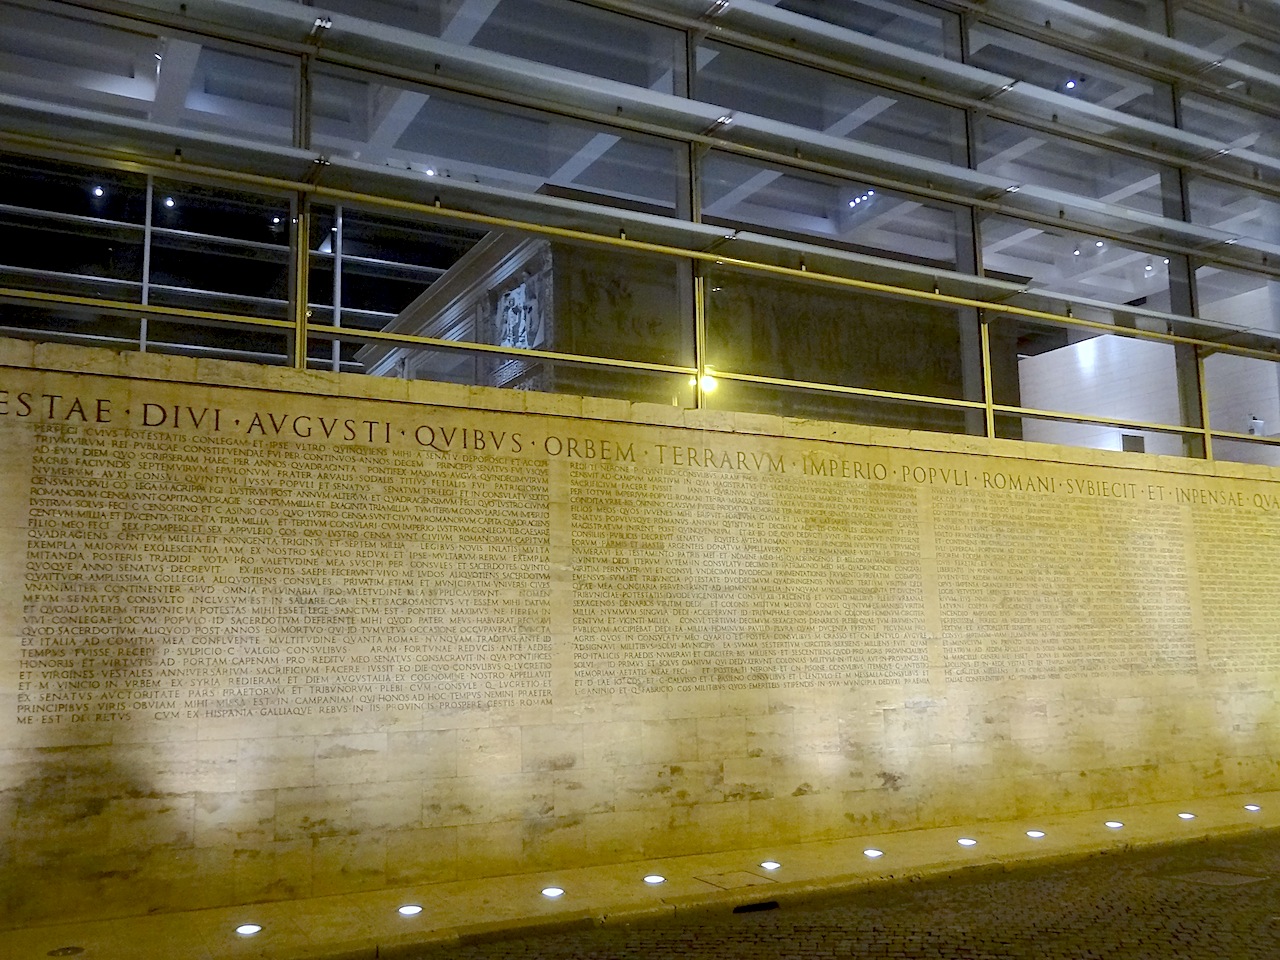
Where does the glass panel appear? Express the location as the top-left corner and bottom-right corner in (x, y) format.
(695, 41), (966, 165)
(704, 266), (981, 406)
(991, 318), (1192, 433)
(1204, 352), (1280, 436)
(307, 0), (684, 94)
(1174, 9), (1280, 75)
(1212, 436), (1280, 467)
(311, 69), (685, 213)
(974, 118), (1179, 218)
(0, 155), (145, 301)
(967, 25), (1173, 124)
(315, 214), (693, 370)
(309, 205), (488, 334)
(1187, 176), (1280, 248)
(145, 320), (289, 365)
(312, 337), (695, 405)
(981, 214), (1182, 312)
(981, 0), (1169, 35)
(148, 181), (292, 319)
(775, 0), (962, 59)
(703, 153), (964, 268)
(705, 380), (977, 434)
(0, 3), (295, 142)
(1179, 96), (1280, 182)
(1195, 265), (1280, 335)
(996, 414), (1194, 457)
(0, 300), (145, 350)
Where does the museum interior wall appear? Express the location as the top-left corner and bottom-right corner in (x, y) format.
(3, 338), (1280, 928)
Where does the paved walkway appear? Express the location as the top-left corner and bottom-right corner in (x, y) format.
(444, 828), (1280, 959)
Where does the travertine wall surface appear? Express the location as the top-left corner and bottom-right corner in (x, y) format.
(2, 338), (1280, 927)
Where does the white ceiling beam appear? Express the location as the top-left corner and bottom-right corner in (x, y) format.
(150, 38), (202, 124)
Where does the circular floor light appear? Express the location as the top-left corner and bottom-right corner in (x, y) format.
(1178, 812), (1196, 820)
(1026, 830), (1045, 839)
(957, 838), (977, 847)
(541, 886), (565, 898)
(863, 848), (884, 859)
(1105, 821), (1124, 829)
(1245, 804), (1262, 812)
(398, 904), (423, 916)
(643, 875), (666, 885)
(759, 860), (780, 871)
(234, 924), (262, 937)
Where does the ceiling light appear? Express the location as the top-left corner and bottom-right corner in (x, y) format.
(958, 838), (977, 847)
(91, 185), (104, 198)
(643, 875), (666, 885)
(154, 53), (163, 61)
(397, 904), (423, 916)
(1026, 830), (1045, 839)
(867, 189), (874, 195)
(234, 924), (262, 937)
(1178, 812), (1195, 820)
(272, 216), (281, 225)
(425, 167), (436, 176)
(1095, 240), (1104, 248)
(1073, 247), (1081, 256)
(1145, 261), (1153, 271)
(699, 374), (718, 392)
(863, 848), (884, 858)
(1245, 804), (1261, 812)
(163, 197), (175, 208)
(1064, 79), (1077, 89)
(541, 887), (565, 898)
(1163, 258), (1170, 264)
(1105, 821), (1124, 829)
(759, 860), (780, 870)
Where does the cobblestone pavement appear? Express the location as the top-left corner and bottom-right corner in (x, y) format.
(442, 830), (1280, 959)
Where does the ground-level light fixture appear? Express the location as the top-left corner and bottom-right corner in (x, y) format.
(234, 924), (262, 937)
(398, 904), (423, 916)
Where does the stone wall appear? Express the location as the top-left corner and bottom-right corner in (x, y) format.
(2, 337), (1279, 927)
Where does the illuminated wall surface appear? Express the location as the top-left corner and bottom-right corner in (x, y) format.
(3, 341), (1280, 926)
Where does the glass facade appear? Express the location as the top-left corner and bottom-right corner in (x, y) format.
(0, 0), (1278, 463)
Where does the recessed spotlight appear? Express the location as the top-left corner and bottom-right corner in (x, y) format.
(1178, 812), (1196, 820)
(1245, 804), (1261, 812)
(163, 197), (175, 208)
(643, 875), (666, 885)
(1073, 247), (1081, 256)
(1065, 79), (1077, 90)
(541, 886), (565, 898)
(1005, 184), (1020, 193)
(91, 185), (104, 198)
(425, 167), (436, 176)
(958, 838), (977, 847)
(234, 924), (262, 937)
(1026, 830), (1046, 839)
(397, 904), (423, 916)
(866, 189), (874, 195)
(863, 848), (884, 858)
(1095, 240), (1105, 248)
(1145, 261), (1153, 271)
(759, 860), (781, 870)
(272, 216), (281, 225)
(1105, 821), (1124, 829)
(154, 52), (163, 61)
(1163, 258), (1170, 264)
